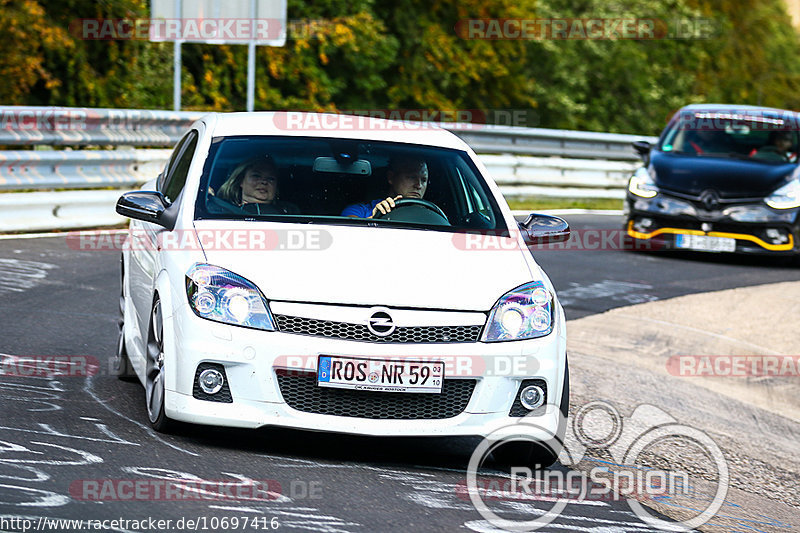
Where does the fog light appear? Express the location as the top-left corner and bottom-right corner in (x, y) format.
(633, 217), (653, 233)
(520, 385), (545, 410)
(766, 228), (789, 244)
(198, 368), (224, 394)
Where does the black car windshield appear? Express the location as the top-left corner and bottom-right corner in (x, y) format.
(661, 112), (799, 163)
(195, 136), (507, 233)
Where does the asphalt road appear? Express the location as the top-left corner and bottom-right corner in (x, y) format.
(0, 214), (797, 532)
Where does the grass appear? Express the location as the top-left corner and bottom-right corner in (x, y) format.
(506, 197), (624, 211)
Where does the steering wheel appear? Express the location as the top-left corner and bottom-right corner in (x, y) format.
(372, 198), (449, 223)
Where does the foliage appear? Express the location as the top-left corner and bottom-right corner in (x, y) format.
(2, 0), (800, 135)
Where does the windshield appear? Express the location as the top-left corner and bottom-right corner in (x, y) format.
(195, 136), (507, 233)
(660, 112), (799, 163)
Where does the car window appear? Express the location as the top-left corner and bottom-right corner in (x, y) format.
(194, 136), (507, 233)
(162, 130), (199, 203)
(159, 134), (190, 190)
(661, 112), (799, 163)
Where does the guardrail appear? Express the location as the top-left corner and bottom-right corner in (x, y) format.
(455, 126), (653, 162)
(0, 107), (203, 147)
(0, 149), (172, 191)
(0, 106), (655, 231)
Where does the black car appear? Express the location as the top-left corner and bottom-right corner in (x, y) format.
(625, 104), (800, 255)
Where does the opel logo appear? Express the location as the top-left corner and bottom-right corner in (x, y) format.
(366, 309), (396, 337)
(699, 189), (720, 210)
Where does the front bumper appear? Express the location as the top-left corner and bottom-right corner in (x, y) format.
(162, 302), (567, 440)
(625, 194), (799, 255)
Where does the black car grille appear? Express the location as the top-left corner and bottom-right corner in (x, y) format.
(274, 314), (483, 343)
(276, 372), (476, 419)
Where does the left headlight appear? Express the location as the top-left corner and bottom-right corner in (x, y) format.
(628, 167), (658, 198)
(482, 281), (554, 342)
(185, 264), (276, 330)
(765, 178), (800, 209)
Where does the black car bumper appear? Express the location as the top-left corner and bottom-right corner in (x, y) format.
(624, 195), (800, 255)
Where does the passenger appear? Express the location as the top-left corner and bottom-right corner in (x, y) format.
(681, 128), (730, 155)
(216, 155), (299, 215)
(341, 157), (429, 218)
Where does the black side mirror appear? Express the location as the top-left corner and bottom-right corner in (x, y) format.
(518, 214), (570, 245)
(632, 140), (652, 161)
(116, 191), (174, 230)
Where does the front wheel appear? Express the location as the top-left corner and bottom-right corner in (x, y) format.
(492, 359), (570, 470)
(145, 299), (175, 432)
(112, 255), (137, 381)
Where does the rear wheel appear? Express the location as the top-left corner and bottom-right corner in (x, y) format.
(145, 299), (175, 432)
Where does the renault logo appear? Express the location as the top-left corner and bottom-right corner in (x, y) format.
(699, 189), (720, 210)
(367, 309), (396, 337)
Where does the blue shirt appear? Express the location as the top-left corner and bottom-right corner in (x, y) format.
(341, 199), (382, 218)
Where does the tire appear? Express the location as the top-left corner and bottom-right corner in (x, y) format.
(145, 298), (175, 433)
(112, 254), (137, 381)
(492, 358), (570, 470)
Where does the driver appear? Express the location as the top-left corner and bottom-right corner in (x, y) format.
(341, 157), (428, 218)
(753, 130), (794, 161)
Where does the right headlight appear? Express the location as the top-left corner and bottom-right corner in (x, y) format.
(185, 264), (275, 330)
(765, 178), (800, 209)
(628, 167), (658, 198)
(482, 281), (554, 342)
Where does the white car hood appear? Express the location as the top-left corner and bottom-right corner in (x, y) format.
(193, 220), (535, 311)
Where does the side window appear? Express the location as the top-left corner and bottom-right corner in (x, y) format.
(162, 131), (199, 204)
(159, 134), (189, 190)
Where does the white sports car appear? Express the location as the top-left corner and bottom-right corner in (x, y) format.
(115, 112), (570, 466)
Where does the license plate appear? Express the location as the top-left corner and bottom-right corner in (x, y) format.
(675, 234), (736, 252)
(317, 356), (444, 393)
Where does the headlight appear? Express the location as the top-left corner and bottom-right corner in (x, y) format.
(482, 281), (554, 342)
(628, 167), (658, 198)
(765, 179), (800, 209)
(185, 264), (275, 330)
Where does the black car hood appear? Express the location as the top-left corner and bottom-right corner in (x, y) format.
(651, 151), (794, 198)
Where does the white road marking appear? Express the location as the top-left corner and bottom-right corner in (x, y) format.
(557, 280), (658, 307)
(0, 258), (57, 295)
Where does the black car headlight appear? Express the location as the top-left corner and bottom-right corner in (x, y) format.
(765, 178), (800, 209)
(628, 167), (658, 198)
(482, 281), (554, 342)
(186, 264), (275, 330)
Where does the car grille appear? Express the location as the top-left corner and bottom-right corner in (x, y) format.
(276, 372), (476, 419)
(273, 314), (483, 343)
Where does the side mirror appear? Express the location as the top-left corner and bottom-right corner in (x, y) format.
(116, 191), (174, 230)
(632, 140), (652, 161)
(518, 214), (570, 245)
